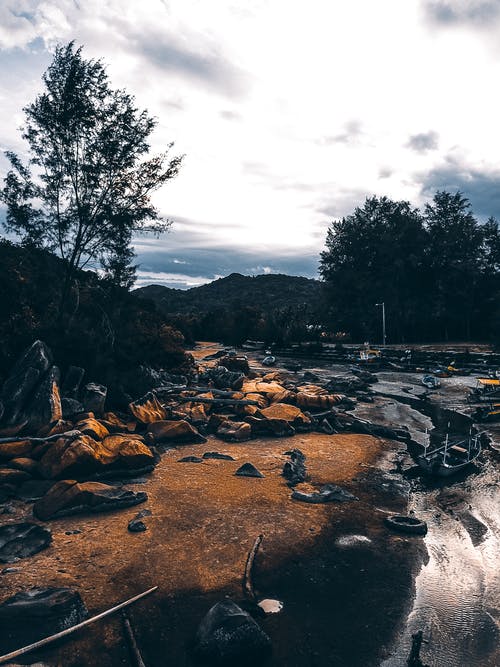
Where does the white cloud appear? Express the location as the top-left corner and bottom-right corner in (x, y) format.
(1, 0), (499, 283)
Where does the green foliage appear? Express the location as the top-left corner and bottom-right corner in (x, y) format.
(0, 239), (189, 389)
(320, 192), (500, 342)
(0, 42), (183, 291)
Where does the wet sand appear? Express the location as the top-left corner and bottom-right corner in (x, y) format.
(0, 431), (423, 666)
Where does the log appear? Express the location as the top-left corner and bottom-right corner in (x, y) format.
(243, 534), (263, 602)
(0, 586), (158, 665)
(0, 429), (82, 445)
(122, 612), (147, 667)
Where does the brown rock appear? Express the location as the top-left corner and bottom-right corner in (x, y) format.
(296, 393), (342, 409)
(146, 420), (206, 444)
(218, 355), (250, 374)
(0, 440), (33, 461)
(259, 403), (311, 425)
(5, 458), (39, 475)
(33, 479), (148, 520)
(0, 468), (32, 485)
(246, 416), (296, 437)
(244, 393), (269, 409)
(129, 393), (167, 424)
(102, 412), (137, 433)
(38, 434), (155, 480)
(269, 389), (296, 404)
(207, 413), (230, 432)
(76, 418), (110, 441)
(37, 419), (74, 438)
(217, 421), (252, 442)
(23, 366), (62, 432)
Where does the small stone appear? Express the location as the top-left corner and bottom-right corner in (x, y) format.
(128, 518), (147, 533)
(202, 452), (235, 460)
(177, 456), (203, 463)
(235, 463), (264, 478)
(0, 523), (52, 563)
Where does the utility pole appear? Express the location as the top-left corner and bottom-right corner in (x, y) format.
(375, 302), (386, 346)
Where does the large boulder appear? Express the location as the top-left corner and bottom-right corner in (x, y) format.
(38, 434), (155, 480)
(0, 523), (52, 563)
(0, 439), (34, 461)
(218, 355), (250, 374)
(129, 392), (167, 423)
(33, 479), (147, 520)
(76, 418), (110, 441)
(194, 599), (272, 665)
(146, 420), (206, 444)
(22, 365), (62, 433)
(0, 588), (88, 655)
(0, 340), (52, 425)
(61, 366), (85, 398)
(259, 403), (311, 426)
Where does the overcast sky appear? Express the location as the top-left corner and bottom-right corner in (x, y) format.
(1, 0), (500, 288)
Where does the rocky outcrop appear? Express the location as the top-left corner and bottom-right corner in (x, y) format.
(0, 522), (52, 562)
(33, 480), (147, 520)
(38, 433), (155, 480)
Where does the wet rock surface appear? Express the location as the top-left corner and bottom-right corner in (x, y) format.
(0, 522), (52, 562)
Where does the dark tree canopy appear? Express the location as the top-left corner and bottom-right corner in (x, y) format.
(320, 192), (500, 343)
(1, 42), (183, 289)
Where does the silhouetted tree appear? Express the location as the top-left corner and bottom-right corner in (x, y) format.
(1, 42), (183, 308)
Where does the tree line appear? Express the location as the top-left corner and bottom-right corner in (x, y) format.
(319, 192), (500, 343)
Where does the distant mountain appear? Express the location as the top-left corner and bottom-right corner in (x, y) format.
(134, 272), (323, 315)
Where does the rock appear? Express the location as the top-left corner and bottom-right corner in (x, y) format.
(38, 434), (155, 480)
(128, 518), (147, 532)
(0, 587), (88, 655)
(218, 355), (250, 374)
(244, 393), (269, 409)
(201, 367), (245, 390)
(296, 392), (342, 410)
(282, 449), (306, 486)
(0, 440), (34, 461)
(291, 483), (358, 504)
(217, 421), (252, 442)
(101, 411), (136, 433)
(259, 403), (311, 426)
(4, 457), (39, 475)
(178, 456), (203, 463)
(0, 467), (32, 486)
(61, 397), (85, 418)
(0, 340), (52, 426)
(202, 452), (235, 461)
(33, 480), (148, 520)
(61, 366), (85, 398)
(268, 388), (296, 404)
(147, 420), (206, 444)
(194, 599), (272, 664)
(0, 523), (52, 562)
(82, 383), (107, 414)
(246, 416), (296, 438)
(324, 376), (366, 394)
(23, 365), (62, 433)
(129, 392), (167, 424)
(76, 418), (110, 440)
(235, 463), (264, 478)
(302, 371), (320, 382)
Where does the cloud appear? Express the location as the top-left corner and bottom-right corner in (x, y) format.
(316, 188), (372, 219)
(422, 0), (500, 27)
(420, 156), (500, 218)
(406, 131), (439, 153)
(317, 120), (363, 146)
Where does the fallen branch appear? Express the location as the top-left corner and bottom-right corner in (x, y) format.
(122, 612), (147, 667)
(0, 586), (158, 665)
(0, 429), (81, 445)
(175, 397), (259, 406)
(243, 534), (263, 602)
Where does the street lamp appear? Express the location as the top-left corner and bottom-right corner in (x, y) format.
(375, 302), (386, 346)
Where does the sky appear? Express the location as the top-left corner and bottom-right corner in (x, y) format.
(1, 0), (500, 288)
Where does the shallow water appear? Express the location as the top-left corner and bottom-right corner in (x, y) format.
(381, 461), (500, 667)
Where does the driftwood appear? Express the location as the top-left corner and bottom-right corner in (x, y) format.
(0, 586), (158, 665)
(0, 429), (82, 445)
(243, 534), (263, 601)
(122, 612), (147, 667)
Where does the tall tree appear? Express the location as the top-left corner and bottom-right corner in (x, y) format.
(319, 196), (427, 342)
(423, 191), (482, 340)
(1, 42), (183, 305)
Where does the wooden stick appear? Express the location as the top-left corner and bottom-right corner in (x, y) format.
(0, 429), (81, 445)
(0, 586), (158, 665)
(243, 534), (263, 601)
(122, 612), (147, 667)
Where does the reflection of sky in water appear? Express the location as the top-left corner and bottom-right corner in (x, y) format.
(382, 468), (500, 667)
